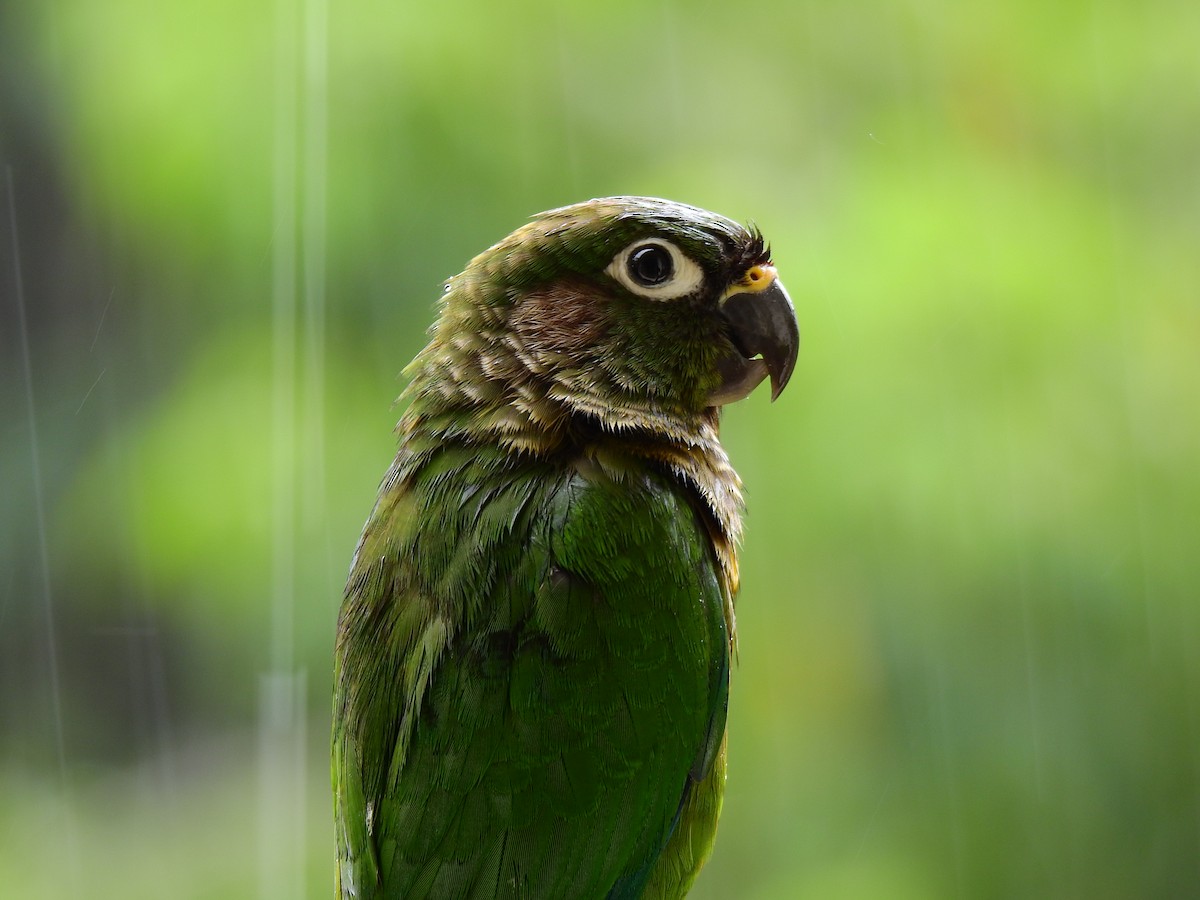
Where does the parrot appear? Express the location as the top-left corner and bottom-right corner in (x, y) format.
(332, 196), (799, 899)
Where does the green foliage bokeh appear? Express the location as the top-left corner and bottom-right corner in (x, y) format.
(1, 1), (1198, 897)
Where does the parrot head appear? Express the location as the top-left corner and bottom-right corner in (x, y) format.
(406, 196), (799, 450)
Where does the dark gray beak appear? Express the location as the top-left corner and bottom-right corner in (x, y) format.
(719, 278), (800, 401)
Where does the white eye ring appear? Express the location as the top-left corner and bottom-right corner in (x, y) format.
(605, 238), (705, 301)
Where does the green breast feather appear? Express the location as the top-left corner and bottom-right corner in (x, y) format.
(333, 197), (799, 899)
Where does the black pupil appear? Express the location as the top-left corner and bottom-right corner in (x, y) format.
(628, 245), (673, 287)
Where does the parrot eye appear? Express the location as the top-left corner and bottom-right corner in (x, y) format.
(605, 238), (705, 301)
(628, 245), (673, 286)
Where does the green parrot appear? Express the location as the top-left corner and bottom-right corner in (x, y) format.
(333, 196), (799, 899)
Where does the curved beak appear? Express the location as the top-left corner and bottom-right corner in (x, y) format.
(713, 266), (800, 404)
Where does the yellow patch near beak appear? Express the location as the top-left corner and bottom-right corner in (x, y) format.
(724, 264), (778, 297)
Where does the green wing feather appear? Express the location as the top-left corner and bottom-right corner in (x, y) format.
(333, 444), (730, 899)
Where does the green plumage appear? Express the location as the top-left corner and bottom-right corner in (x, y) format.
(333, 197), (797, 899)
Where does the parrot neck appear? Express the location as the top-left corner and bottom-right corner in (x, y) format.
(395, 330), (746, 564)
(403, 366), (742, 510)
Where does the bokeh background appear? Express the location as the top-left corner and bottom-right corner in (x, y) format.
(2, 1), (1198, 897)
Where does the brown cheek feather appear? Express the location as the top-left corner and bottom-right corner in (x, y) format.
(508, 280), (608, 360)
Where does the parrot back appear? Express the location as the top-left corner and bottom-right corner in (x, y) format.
(333, 445), (733, 899)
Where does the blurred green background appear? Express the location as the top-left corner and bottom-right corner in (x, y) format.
(2, 0), (1198, 897)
